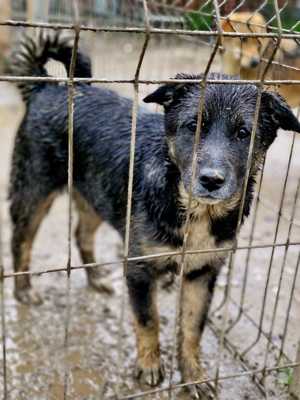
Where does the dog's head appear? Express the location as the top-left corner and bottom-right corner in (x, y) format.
(220, 12), (268, 75)
(144, 73), (300, 205)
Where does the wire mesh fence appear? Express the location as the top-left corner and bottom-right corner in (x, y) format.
(0, 0), (300, 399)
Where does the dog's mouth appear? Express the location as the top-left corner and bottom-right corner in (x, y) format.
(180, 177), (238, 207)
(196, 195), (223, 205)
(180, 184), (228, 205)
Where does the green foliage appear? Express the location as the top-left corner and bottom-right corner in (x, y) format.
(276, 366), (293, 387)
(184, 3), (213, 32)
(184, 1), (300, 33)
(264, 3), (300, 32)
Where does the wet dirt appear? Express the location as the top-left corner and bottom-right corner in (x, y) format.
(0, 33), (299, 399)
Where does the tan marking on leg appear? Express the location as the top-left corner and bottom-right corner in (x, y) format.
(74, 191), (102, 261)
(178, 274), (215, 398)
(74, 191), (113, 293)
(14, 192), (58, 305)
(179, 276), (206, 360)
(132, 288), (165, 386)
(168, 138), (176, 160)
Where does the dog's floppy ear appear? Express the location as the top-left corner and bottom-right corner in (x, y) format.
(220, 18), (234, 33)
(143, 73), (199, 107)
(143, 83), (186, 106)
(261, 90), (300, 133)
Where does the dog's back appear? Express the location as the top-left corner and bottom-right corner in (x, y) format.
(9, 30), (165, 305)
(9, 31), (163, 232)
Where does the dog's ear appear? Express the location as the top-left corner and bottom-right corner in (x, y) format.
(220, 18), (234, 33)
(261, 90), (300, 133)
(143, 73), (200, 107)
(143, 83), (187, 106)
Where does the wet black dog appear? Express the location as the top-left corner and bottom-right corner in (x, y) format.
(10, 31), (300, 398)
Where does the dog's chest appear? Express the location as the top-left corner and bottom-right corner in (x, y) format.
(144, 208), (231, 274)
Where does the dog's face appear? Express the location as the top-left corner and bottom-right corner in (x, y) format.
(144, 73), (300, 204)
(220, 12), (269, 73)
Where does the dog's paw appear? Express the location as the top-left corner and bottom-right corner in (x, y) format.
(88, 276), (114, 294)
(14, 287), (43, 305)
(133, 356), (165, 386)
(181, 362), (215, 399)
(185, 380), (215, 399)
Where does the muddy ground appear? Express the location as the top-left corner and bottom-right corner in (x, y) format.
(0, 33), (299, 399)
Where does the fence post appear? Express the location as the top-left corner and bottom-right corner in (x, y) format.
(290, 341), (300, 399)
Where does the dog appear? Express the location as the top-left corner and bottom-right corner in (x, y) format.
(220, 11), (300, 109)
(10, 31), (300, 398)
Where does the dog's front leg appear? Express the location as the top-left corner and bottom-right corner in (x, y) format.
(126, 264), (165, 386)
(178, 267), (217, 399)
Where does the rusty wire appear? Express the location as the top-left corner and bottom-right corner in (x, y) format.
(213, 0), (279, 386)
(63, 1), (81, 397)
(0, 211), (7, 398)
(1, 18), (300, 37)
(263, 180), (300, 368)
(0, 0), (299, 399)
(116, 1), (151, 396)
(1, 239), (299, 280)
(240, 135), (299, 359)
(108, 361), (300, 399)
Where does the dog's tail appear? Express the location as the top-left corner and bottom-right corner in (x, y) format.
(10, 30), (92, 104)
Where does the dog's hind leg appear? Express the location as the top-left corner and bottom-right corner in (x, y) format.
(127, 264), (165, 387)
(178, 267), (218, 399)
(11, 191), (58, 305)
(73, 191), (114, 294)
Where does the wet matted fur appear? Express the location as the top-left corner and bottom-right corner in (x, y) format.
(10, 31), (300, 398)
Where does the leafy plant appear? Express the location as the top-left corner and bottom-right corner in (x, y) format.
(276, 366), (293, 387)
(184, 2), (213, 31)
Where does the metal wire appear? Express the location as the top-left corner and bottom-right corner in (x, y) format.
(1, 239), (299, 281)
(63, 3), (81, 397)
(241, 132), (299, 359)
(108, 361), (300, 399)
(1, 18), (300, 38)
(263, 180), (300, 368)
(0, 211), (7, 399)
(214, 0), (276, 385)
(0, 0), (299, 398)
(116, 1), (151, 396)
(167, 4), (222, 393)
(2, 76), (300, 87)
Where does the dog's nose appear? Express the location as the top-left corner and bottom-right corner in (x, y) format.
(250, 58), (260, 68)
(199, 168), (225, 192)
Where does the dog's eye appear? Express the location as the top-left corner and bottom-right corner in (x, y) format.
(237, 127), (251, 139)
(186, 121), (197, 132)
(241, 37), (248, 43)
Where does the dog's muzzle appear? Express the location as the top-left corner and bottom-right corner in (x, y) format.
(249, 57), (260, 69)
(187, 165), (237, 203)
(199, 168), (225, 193)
